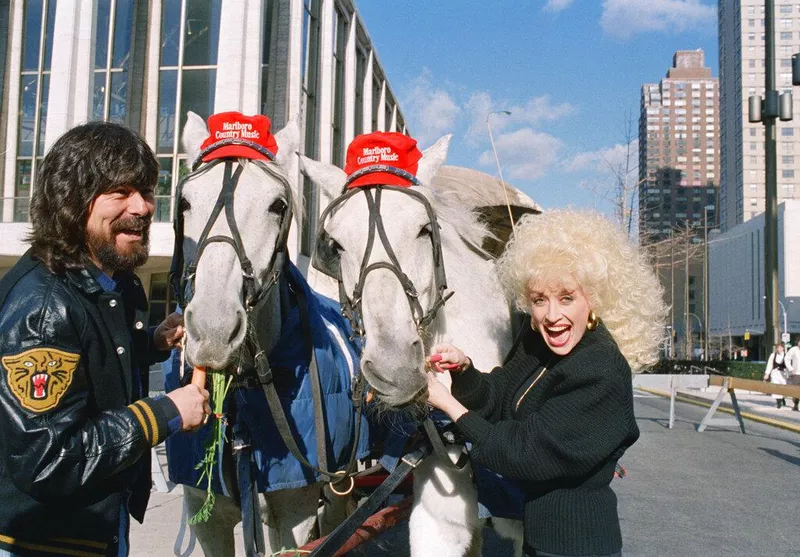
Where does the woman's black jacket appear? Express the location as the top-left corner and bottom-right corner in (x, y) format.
(453, 323), (640, 556)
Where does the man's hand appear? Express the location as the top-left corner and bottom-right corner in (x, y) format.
(166, 384), (211, 431)
(154, 312), (184, 351)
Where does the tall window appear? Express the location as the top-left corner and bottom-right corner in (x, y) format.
(371, 74), (381, 131)
(300, 0), (321, 255)
(385, 93), (394, 132)
(354, 36), (367, 136)
(260, 0), (274, 115)
(15, 0), (57, 222)
(148, 272), (172, 327)
(93, 0), (135, 124)
(157, 0), (221, 221)
(330, 4), (348, 167)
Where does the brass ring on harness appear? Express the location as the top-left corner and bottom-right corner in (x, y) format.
(328, 470), (355, 497)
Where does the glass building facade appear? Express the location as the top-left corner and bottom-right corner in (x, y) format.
(0, 0), (408, 301)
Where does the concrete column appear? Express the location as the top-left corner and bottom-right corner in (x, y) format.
(285, 0), (303, 124)
(143, 0), (161, 148)
(316, 0), (333, 164)
(44, 0), (94, 151)
(389, 104), (397, 132)
(283, 0), (303, 261)
(2, 0), (23, 206)
(342, 10), (355, 149)
(362, 49), (372, 133)
(377, 79), (386, 132)
(215, 0), (263, 114)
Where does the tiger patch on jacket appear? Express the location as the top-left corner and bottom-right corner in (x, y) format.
(2, 348), (80, 412)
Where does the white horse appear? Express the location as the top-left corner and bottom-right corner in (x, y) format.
(174, 112), (349, 556)
(301, 136), (522, 557)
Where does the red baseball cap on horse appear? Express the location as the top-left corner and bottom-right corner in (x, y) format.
(344, 132), (422, 188)
(200, 111), (279, 163)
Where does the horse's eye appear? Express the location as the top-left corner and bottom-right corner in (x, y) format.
(417, 224), (433, 238)
(178, 197), (191, 213)
(328, 237), (343, 254)
(269, 199), (288, 215)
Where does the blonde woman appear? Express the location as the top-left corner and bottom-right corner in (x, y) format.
(426, 210), (667, 557)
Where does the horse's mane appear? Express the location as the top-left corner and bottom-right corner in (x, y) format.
(414, 184), (494, 259)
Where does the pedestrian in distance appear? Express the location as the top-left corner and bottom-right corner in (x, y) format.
(764, 342), (793, 409)
(786, 337), (800, 411)
(0, 122), (211, 557)
(425, 209), (667, 557)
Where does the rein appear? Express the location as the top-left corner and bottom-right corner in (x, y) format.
(313, 175), (467, 473)
(315, 184), (453, 341)
(168, 141), (365, 498)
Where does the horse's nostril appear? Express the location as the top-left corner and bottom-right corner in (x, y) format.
(184, 309), (195, 337)
(228, 315), (244, 344)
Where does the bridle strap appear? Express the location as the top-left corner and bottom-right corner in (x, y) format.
(320, 185), (451, 340)
(343, 165), (421, 188)
(170, 155), (293, 311)
(191, 138), (276, 171)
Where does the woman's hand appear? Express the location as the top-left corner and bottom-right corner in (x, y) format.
(426, 372), (468, 421)
(427, 343), (470, 374)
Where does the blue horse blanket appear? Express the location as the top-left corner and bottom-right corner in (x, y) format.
(164, 262), (369, 493)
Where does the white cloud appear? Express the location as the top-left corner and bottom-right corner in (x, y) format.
(401, 69), (461, 145)
(465, 92), (575, 145)
(478, 128), (564, 181)
(601, 0), (716, 39)
(566, 140), (639, 173)
(544, 0), (576, 12)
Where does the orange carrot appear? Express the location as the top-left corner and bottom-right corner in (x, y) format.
(192, 366), (207, 389)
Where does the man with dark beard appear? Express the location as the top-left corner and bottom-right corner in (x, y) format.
(0, 122), (210, 557)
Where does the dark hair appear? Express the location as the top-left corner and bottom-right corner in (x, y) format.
(27, 121), (159, 274)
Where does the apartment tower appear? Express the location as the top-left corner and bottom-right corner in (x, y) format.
(719, 0), (800, 231)
(638, 50), (719, 358)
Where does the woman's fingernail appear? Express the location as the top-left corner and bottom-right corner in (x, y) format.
(429, 354), (443, 363)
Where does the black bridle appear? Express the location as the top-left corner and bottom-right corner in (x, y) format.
(314, 168), (453, 342)
(168, 139), (367, 500)
(169, 140), (292, 311)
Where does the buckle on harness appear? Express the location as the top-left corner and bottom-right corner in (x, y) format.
(328, 470), (355, 497)
(254, 351), (273, 384)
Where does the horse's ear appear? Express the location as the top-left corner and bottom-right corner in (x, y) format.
(416, 134), (451, 186)
(299, 156), (347, 207)
(274, 116), (301, 167)
(182, 112), (209, 166)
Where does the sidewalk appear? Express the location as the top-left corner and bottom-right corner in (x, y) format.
(637, 383), (800, 432)
(130, 447), (247, 556)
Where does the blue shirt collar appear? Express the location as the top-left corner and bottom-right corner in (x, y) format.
(86, 265), (118, 293)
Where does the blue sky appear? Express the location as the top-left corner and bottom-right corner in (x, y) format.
(358, 0), (718, 215)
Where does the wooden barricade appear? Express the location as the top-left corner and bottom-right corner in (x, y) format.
(698, 375), (800, 433)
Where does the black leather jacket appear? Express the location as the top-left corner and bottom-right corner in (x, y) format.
(0, 253), (179, 557)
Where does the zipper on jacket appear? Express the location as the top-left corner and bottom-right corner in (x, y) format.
(515, 358), (552, 412)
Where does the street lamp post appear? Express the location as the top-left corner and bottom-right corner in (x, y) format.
(688, 312), (703, 360)
(749, 0), (786, 354)
(487, 110), (515, 232)
(778, 300), (787, 337)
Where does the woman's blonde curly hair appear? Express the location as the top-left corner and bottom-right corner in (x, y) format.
(497, 209), (667, 372)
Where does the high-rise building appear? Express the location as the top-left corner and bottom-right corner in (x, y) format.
(707, 0), (800, 356)
(719, 0), (800, 231)
(639, 50), (719, 244)
(0, 0), (407, 326)
(639, 50), (719, 359)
